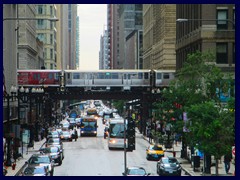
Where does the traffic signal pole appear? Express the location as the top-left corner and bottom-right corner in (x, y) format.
(124, 117), (127, 175)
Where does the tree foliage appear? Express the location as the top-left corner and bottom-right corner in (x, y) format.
(153, 50), (235, 171)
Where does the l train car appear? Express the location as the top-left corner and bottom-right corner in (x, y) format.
(17, 69), (175, 90)
(153, 70), (175, 87)
(17, 70), (62, 87)
(64, 69), (152, 91)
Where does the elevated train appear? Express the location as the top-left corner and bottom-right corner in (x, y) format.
(17, 69), (175, 91)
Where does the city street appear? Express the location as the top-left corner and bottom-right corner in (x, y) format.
(54, 118), (186, 176)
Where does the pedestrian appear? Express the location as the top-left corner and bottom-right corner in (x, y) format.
(224, 153), (232, 174)
(74, 128), (78, 141)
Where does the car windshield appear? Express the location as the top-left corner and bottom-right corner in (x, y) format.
(29, 156), (51, 164)
(128, 168), (146, 175)
(49, 131), (58, 136)
(63, 131), (70, 135)
(109, 123), (125, 138)
(162, 158), (178, 164)
(24, 167), (46, 175)
(47, 138), (60, 144)
(149, 145), (163, 151)
(42, 147), (58, 153)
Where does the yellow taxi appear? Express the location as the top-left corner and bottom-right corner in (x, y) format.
(146, 144), (164, 160)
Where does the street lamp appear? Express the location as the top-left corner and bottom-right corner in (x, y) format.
(3, 85), (18, 166)
(176, 18), (235, 27)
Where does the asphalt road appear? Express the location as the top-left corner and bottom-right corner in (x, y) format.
(54, 118), (187, 176)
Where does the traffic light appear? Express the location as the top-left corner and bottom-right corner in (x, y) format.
(127, 117), (135, 151)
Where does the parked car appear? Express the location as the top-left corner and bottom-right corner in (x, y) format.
(156, 157), (182, 176)
(45, 138), (64, 160)
(146, 144), (164, 160)
(40, 146), (62, 165)
(26, 154), (55, 176)
(21, 165), (50, 176)
(122, 166), (151, 176)
(60, 131), (72, 141)
(47, 131), (60, 140)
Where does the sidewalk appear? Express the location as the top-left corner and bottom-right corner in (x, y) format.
(4, 138), (46, 176)
(137, 129), (235, 176)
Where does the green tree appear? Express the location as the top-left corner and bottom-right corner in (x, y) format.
(186, 101), (235, 175)
(153, 50), (235, 174)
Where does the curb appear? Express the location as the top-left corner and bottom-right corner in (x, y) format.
(14, 141), (46, 176)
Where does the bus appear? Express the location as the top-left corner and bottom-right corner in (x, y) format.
(80, 116), (98, 137)
(86, 108), (98, 117)
(108, 117), (128, 150)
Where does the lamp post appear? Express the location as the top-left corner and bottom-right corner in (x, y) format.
(3, 85), (18, 166)
(176, 18), (235, 26)
(18, 87), (45, 148)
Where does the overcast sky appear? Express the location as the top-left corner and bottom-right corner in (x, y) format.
(78, 4), (107, 70)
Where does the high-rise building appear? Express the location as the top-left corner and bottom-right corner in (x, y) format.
(99, 29), (109, 69)
(118, 4), (143, 69)
(56, 4), (69, 70)
(176, 4), (235, 73)
(107, 4), (122, 69)
(142, 4), (176, 70)
(67, 4), (77, 70)
(76, 16), (80, 69)
(36, 4), (57, 69)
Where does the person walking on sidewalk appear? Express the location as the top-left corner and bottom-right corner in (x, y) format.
(224, 153), (232, 174)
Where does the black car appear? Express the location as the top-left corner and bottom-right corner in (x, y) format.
(156, 157), (182, 176)
(21, 165), (50, 176)
(122, 166), (151, 176)
(40, 146), (62, 165)
(26, 154), (55, 176)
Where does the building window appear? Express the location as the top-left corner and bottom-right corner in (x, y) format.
(50, 34), (53, 44)
(216, 43), (228, 64)
(50, 6), (53, 16)
(50, 49), (53, 59)
(217, 9), (228, 30)
(38, 5), (43, 14)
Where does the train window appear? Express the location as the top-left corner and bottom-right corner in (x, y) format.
(67, 73), (70, 79)
(33, 73), (40, 80)
(163, 73), (170, 79)
(112, 73), (119, 79)
(88, 73), (92, 79)
(157, 73), (162, 79)
(73, 73), (80, 79)
(105, 72), (111, 79)
(144, 73), (149, 79)
(130, 73), (138, 79)
(138, 73), (143, 79)
(48, 73), (53, 79)
(98, 73), (105, 79)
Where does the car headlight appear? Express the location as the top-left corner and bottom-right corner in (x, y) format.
(109, 139), (116, 144)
